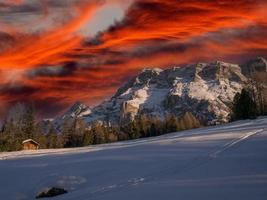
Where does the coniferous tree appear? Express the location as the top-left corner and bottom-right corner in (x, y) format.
(149, 122), (157, 137)
(34, 121), (49, 149)
(62, 118), (75, 147)
(62, 118), (87, 148)
(232, 89), (258, 119)
(91, 122), (106, 144)
(46, 125), (58, 148)
(73, 118), (86, 147)
(125, 119), (141, 139)
(21, 104), (35, 139)
(5, 105), (21, 150)
(82, 129), (94, 146)
(139, 115), (151, 138)
(165, 114), (178, 133)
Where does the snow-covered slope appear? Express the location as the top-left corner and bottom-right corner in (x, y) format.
(52, 58), (267, 129)
(1, 117), (267, 200)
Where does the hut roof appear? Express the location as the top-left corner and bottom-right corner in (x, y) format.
(22, 139), (39, 145)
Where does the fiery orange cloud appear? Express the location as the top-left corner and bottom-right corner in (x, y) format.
(96, 0), (266, 50)
(0, 1), (103, 69)
(1, 0), (267, 119)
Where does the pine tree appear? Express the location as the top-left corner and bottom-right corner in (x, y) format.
(126, 119), (141, 139)
(149, 122), (157, 137)
(165, 114), (178, 133)
(82, 129), (94, 146)
(232, 89), (258, 119)
(138, 115), (151, 138)
(34, 123), (47, 149)
(46, 125), (58, 148)
(89, 122), (105, 145)
(62, 118), (75, 147)
(21, 104), (35, 139)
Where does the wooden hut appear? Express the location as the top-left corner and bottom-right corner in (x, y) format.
(22, 139), (39, 150)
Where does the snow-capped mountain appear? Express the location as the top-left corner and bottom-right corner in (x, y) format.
(50, 102), (91, 131)
(53, 57), (267, 128)
(62, 101), (91, 119)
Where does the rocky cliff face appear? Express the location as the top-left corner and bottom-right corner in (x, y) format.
(242, 57), (267, 76)
(53, 58), (267, 129)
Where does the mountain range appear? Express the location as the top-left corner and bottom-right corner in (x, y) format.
(47, 57), (267, 131)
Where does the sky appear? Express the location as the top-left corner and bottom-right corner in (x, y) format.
(0, 0), (267, 119)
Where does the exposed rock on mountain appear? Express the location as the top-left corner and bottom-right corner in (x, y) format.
(242, 57), (267, 76)
(52, 102), (91, 131)
(53, 58), (267, 129)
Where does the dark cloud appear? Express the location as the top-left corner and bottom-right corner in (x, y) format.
(0, 0), (78, 14)
(77, 23), (267, 69)
(27, 62), (78, 78)
(0, 31), (15, 52)
(0, 1), (45, 17)
(0, 83), (38, 97)
(33, 97), (69, 119)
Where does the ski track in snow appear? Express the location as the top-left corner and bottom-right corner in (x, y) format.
(209, 130), (263, 158)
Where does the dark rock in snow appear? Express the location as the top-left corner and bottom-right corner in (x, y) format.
(36, 187), (68, 199)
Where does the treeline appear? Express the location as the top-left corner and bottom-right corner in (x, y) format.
(0, 102), (201, 152)
(122, 112), (201, 140)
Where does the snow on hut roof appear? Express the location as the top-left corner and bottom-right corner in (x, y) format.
(22, 139), (39, 145)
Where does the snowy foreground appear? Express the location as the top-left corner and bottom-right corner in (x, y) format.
(1, 118), (267, 200)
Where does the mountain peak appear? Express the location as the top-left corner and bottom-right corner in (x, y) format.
(51, 57), (266, 130)
(86, 59), (251, 125)
(63, 101), (91, 120)
(69, 101), (87, 112)
(136, 68), (162, 83)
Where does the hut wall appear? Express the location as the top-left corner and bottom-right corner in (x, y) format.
(23, 142), (38, 150)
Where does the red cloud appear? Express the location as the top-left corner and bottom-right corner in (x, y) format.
(0, 0), (267, 118)
(0, 1), (102, 69)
